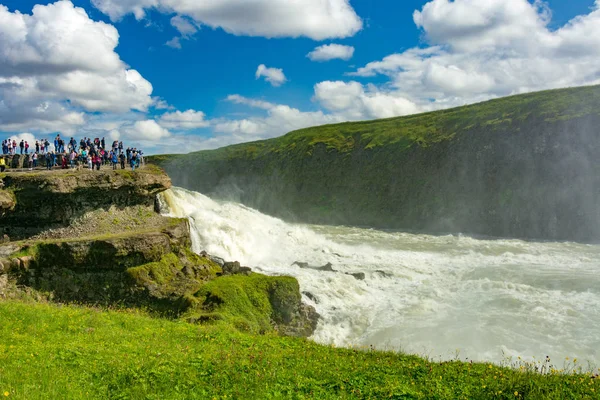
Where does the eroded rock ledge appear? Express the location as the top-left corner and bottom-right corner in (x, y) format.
(0, 166), (171, 239)
(0, 166), (319, 337)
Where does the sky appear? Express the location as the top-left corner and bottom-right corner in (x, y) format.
(0, 0), (599, 154)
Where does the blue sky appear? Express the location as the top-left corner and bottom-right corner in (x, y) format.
(1, 0), (599, 154)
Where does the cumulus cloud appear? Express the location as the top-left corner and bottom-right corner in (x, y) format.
(213, 94), (344, 139)
(314, 81), (421, 120)
(255, 65), (287, 87)
(0, 1), (153, 134)
(121, 120), (171, 141)
(350, 0), (600, 110)
(159, 110), (209, 129)
(307, 44), (355, 62)
(413, 0), (551, 52)
(91, 0), (362, 40)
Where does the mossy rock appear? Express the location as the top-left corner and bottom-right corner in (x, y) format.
(187, 274), (318, 337)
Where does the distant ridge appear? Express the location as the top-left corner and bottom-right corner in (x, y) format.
(152, 85), (600, 243)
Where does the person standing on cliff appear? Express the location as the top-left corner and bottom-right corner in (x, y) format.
(0, 157), (6, 172)
(19, 140), (24, 155)
(46, 152), (53, 170)
(130, 152), (137, 171)
(69, 150), (77, 169)
(119, 152), (125, 169)
(111, 151), (118, 170)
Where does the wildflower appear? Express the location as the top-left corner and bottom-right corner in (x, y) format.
(3, 392), (9, 397)
(515, 391), (519, 396)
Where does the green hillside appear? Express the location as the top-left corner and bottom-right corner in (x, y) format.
(152, 85), (600, 242)
(1, 301), (597, 399)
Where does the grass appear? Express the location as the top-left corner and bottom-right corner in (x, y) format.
(0, 301), (598, 399)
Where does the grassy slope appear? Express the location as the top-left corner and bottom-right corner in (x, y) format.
(0, 301), (598, 400)
(164, 85), (600, 161)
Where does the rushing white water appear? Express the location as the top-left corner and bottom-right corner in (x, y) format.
(161, 187), (600, 365)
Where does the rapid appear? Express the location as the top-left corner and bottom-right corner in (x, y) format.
(160, 187), (600, 365)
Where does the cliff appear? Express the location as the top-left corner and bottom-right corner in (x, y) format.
(151, 85), (600, 243)
(0, 166), (318, 337)
(0, 165), (171, 239)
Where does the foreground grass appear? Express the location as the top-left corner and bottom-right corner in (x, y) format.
(0, 301), (598, 399)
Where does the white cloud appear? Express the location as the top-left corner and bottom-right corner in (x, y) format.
(0, 1), (154, 134)
(121, 120), (171, 141)
(226, 94), (275, 110)
(91, 0), (362, 40)
(413, 0), (551, 52)
(170, 15), (199, 37)
(152, 97), (172, 110)
(213, 94), (344, 139)
(307, 44), (355, 62)
(314, 81), (421, 120)
(165, 36), (181, 49)
(255, 64), (287, 87)
(159, 110), (209, 129)
(166, 15), (199, 49)
(350, 0), (600, 109)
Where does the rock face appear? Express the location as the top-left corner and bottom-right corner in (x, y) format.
(0, 219), (208, 312)
(0, 166), (171, 238)
(0, 221), (319, 337)
(0, 166), (320, 338)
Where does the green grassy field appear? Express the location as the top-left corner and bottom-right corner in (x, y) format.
(0, 301), (598, 399)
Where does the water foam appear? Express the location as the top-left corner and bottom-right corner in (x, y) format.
(161, 187), (600, 364)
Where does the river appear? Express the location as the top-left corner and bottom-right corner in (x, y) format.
(161, 187), (600, 366)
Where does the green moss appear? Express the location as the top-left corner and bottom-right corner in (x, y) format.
(127, 253), (182, 286)
(187, 274), (302, 335)
(8, 244), (38, 259)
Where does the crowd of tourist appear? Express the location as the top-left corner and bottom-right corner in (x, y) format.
(0, 135), (144, 172)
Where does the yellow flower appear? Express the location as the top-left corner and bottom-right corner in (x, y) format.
(515, 391), (519, 396)
(3, 392), (9, 397)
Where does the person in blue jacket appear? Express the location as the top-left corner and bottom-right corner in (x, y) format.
(111, 151), (118, 170)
